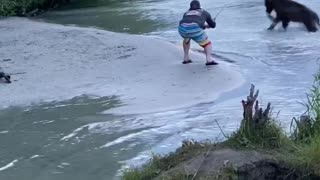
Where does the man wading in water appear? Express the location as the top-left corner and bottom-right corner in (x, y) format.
(178, 0), (218, 65)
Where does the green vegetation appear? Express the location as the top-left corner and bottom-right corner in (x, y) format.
(0, 0), (70, 16)
(225, 117), (290, 149)
(287, 69), (320, 175)
(291, 71), (320, 143)
(123, 69), (320, 180)
(122, 140), (215, 180)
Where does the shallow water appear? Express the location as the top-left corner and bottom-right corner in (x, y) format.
(1, 0), (320, 179)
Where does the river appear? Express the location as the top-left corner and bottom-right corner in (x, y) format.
(1, 0), (320, 179)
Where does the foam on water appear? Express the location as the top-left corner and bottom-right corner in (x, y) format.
(0, 159), (18, 172)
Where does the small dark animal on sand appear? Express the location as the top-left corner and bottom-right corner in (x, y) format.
(265, 0), (320, 32)
(0, 71), (11, 83)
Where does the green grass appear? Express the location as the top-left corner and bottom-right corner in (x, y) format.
(285, 70), (320, 176)
(122, 140), (214, 180)
(291, 71), (320, 143)
(224, 118), (291, 150)
(294, 136), (320, 174)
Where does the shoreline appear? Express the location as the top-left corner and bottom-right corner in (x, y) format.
(122, 84), (320, 180)
(0, 17), (245, 114)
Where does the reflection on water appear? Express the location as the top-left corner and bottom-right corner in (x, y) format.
(37, 0), (170, 34)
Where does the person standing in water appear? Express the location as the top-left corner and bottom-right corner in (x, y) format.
(178, 0), (218, 65)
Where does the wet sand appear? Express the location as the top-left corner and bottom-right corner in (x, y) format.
(0, 17), (244, 114)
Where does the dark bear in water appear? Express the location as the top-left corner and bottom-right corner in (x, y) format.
(265, 0), (320, 32)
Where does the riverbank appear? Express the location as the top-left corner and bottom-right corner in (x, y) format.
(0, 17), (244, 114)
(123, 82), (320, 179)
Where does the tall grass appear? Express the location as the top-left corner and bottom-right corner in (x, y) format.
(225, 118), (290, 149)
(294, 136), (320, 174)
(287, 68), (320, 176)
(291, 68), (320, 143)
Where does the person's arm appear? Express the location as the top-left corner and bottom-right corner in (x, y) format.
(203, 10), (216, 28)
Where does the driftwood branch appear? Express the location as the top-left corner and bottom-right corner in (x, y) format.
(241, 84), (272, 130)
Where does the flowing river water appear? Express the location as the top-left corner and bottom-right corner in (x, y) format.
(1, 0), (320, 179)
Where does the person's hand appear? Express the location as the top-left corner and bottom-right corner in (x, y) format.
(205, 21), (216, 29)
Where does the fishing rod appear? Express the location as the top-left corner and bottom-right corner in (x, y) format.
(213, 5), (227, 21)
(205, 6), (226, 29)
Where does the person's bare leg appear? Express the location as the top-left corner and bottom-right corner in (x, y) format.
(183, 40), (191, 62)
(204, 43), (218, 65)
(204, 43), (212, 62)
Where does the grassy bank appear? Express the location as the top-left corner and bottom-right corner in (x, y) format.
(122, 70), (320, 179)
(0, 0), (70, 16)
